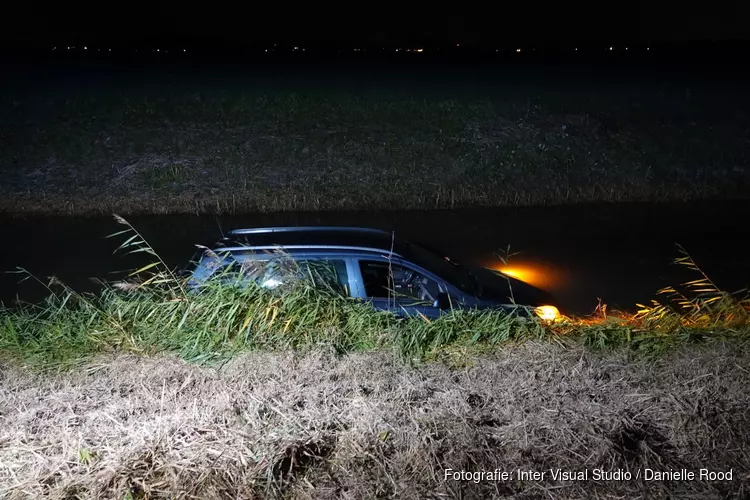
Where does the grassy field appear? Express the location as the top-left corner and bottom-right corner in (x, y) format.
(2, 74), (749, 215)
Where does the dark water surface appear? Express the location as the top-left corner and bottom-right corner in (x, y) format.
(1, 201), (749, 315)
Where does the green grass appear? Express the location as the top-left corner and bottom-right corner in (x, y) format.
(0, 266), (547, 369)
(0, 216), (748, 369)
(1, 85), (749, 215)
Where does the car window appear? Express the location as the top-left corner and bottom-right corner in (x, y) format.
(358, 260), (442, 302)
(220, 257), (349, 294)
(297, 259), (350, 294)
(216, 258), (271, 284)
(404, 243), (477, 296)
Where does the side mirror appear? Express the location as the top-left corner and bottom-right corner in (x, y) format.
(434, 292), (451, 310)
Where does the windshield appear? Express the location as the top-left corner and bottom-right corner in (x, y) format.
(404, 242), (479, 296)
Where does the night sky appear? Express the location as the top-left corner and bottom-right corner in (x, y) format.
(2, 3), (749, 50)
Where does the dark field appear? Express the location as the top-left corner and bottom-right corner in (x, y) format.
(2, 63), (749, 215)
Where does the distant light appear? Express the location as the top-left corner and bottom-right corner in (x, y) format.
(417, 48), (423, 53)
(516, 48), (521, 52)
(265, 49), (268, 52)
(647, 47), (650, 50)
(108, 48), (111, 52)
(156, 49), (160, 52)
(53, 47), (56, 50)
(84, 46), (87, 50)
(625, 47), (628, 50)
(183, 49), (186, 52)
(575, 48), (578, 51)
(456, 43), (460, 47)
(609, 46), (613, 51)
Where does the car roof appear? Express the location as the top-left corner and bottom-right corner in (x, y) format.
(229, 226), (391, 237)
(218, 226), (409, 256)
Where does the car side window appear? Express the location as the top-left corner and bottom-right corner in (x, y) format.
(258, 258), (350, 293)
(211, 258), (267, 284)
(358, 260), (442, 302)
(298, 259), (350, 294)
(214, 257), (349, 294)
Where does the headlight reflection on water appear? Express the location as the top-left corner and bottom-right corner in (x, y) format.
(489, 261), (563, 291)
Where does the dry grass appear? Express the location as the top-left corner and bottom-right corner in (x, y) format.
(1, 342), (748, 499)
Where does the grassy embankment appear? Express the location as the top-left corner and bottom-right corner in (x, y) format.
(1, 84), (749, 215)
(0, 217), (749, 498)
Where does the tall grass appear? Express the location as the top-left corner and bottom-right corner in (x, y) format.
(562, 245), (750, 354)
(1, 217), (748, 368)
(0, 216), (543, 367)
(635, 245), (750, 328)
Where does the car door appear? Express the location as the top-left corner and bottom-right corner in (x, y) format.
(354, 257), (448, 318)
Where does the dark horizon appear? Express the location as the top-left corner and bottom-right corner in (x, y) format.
(3, 41), (748, 71)
(3, 4), (750, 50)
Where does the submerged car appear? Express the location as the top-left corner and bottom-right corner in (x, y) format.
(188, 226), (560, 320)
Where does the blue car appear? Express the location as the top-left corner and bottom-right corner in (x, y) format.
(188, 226), (560, 320)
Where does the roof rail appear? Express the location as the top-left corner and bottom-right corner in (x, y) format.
(228, 226), (393, 236)
(216, 244), (403, 257)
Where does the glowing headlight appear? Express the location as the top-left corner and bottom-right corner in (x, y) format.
(535, 305), (560, 321)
